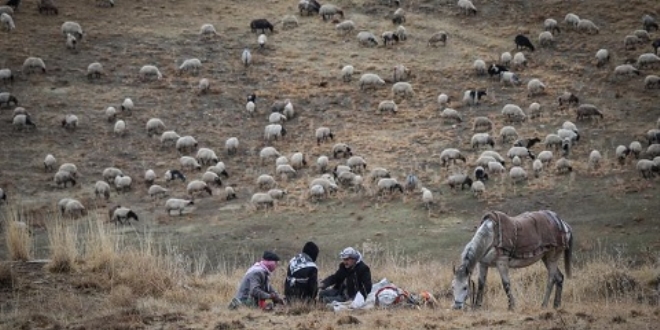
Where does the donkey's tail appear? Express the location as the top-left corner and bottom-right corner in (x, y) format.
(564, 232), (573, 279)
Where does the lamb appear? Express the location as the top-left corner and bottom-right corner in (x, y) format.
(507, 146), (535, 160)
(61, 114), (78, 130)
(509, 166), (528, 184)
(0, 12), (13, 31)
(164, 169), (187, 182)
(114, 175), (132, 192)
(558, 92), (579, 107)
(578, 19), (599, 34)
(512, 52), (527, 68)
(180, 156), (202, 171)
(359, 73), (385, 90)
(378, 100), (398, 114)
(332, 143), (353, 158)
(268, 189), (288, 200)
(54, 170), (76, 188)
(264, 124), (287, 141)
(473, 59), (487, 75)
(645, 75), (660, 89)
(637, 159), (659, 179)
(335, 20), (355, 36)
(439, 148), (467, 166)
(196, 148), (219, 166)
(357, 31), (378, 47)
(23, 57), (46, 74)
(544, 18), (560, 34)
(564, 13), (580, 28)
(94, 181), (111, 200)
(341, 65), (354, 82)
(499, 126), (518, 143)
(176, 136), (198, 154)
(187, 180), (213, 197)
(555, 158), (573, 174)
(139, 65), (163, 81)
(63, 199), (86, 217)
(165, 198), (194, 216)
(457, 0), (477, 15)
(241, 48), (252, 67)
(258, 34), (267, 49)
(595, 49), (610, 67)
(527, 79), (546, 97)
(515, 35), (535, 52)
(500, 71), (521, 86)
(146, 118), (165, 137)
(347, 156), (367, 172)
(377, 178), (404, 194)
(178, 58), (202, 75)
(317, 156), (329, 173)
(319, 4), (344, 21)
(257, 174), (277, 190)
(588, 150), (602, 170)
(539, 31), (554, 47)
(260, 146), (281, 164)
(501, 52), (512, 66)
(421, 187), (433, 209)
(473, 116), (493, 132)
(251, 193), (274, 209)
(0, 68), (13, 84)
(160, 131), (180, 147)
(427, 31), (448, 47)
(12, 114), (36, 130)
(44, 154), (56, 172)
(0, 92), (18, 107)
(636, 53), (660, 68)
(501, 104), (526, 123)
(441, 108), (462, 123)
(61, 21), (83, 40)
(463, 90), (487, 106)
(392, 82), (415, 98)
(114, 120), (126, 136)
(199, 24), (218, 38)
(316, 127), (334, 145)
(105, 106), (117, 122)
(282, 15), (299, 29)
(276, 164), (297, 178)
(250, 19), (274, 33)
(470, 133), (494, 149)
(576, 104), (603, 121)
(446, 174), (473, 190)
(291, 152), (307, 169)
(111, 207), (139, 225)
(225, 137), (239, 155)
(629, 141), (643, 159)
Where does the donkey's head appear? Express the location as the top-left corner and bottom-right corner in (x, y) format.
(451, 264), (471, 309)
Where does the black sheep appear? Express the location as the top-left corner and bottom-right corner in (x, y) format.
(514, 34), (535, 52)
(488, 64), (509, 78)
(250, 19), (274, 34)
(167, 169), (187, 182)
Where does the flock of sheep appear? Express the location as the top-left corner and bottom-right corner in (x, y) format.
(1, 0), (660, 226)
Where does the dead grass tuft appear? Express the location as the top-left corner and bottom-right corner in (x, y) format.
(3, 206), (33, 261)
(46, 217), (79, 273)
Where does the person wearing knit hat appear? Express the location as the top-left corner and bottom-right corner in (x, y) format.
(318, 247), (372, 303)
(284, 241), (320, 303)
(229, 250), (284, 310)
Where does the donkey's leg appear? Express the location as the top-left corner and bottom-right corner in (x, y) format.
(476, 263), (489, 307)
(553, 267), (565, 308)
(541, 257), (555, 308)
(496, 261), (515, 310)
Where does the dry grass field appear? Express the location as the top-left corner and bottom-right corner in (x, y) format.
(1, 0), (660, 328)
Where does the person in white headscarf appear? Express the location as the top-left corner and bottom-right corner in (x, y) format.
(318, 247), (372, 303)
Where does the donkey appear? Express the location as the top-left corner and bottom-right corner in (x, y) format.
(452, 210), (573, 310)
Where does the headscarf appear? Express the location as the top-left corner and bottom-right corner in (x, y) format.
(339, 247), (363, 264)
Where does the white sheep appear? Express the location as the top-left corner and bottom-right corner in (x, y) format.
(341, 65), (354, 82)
(139, 65), (163, 81)
(0, 68), (13, 83)
(251, 193), (274, 209)
(613, 64), (640, 78)
(509, 166), (528, 184)
(382, 31), (398, 46)
(377, 178), (404, 195)
(634, 29), (651, 42)
(276, 164), (297, 178)
(537, 150), (553, 165)
(333, 143), (353, 158)
(471, 133), (495, 149)
(315, 127), (334, 145)
(577, 19), (599, 34)
(268, 189), (288, 200)
(269, 112), (287, 124)
(393, 64), (411, 82)
(319, 4), (344, 21)
(290, 152), (307, 169)
(105, 106), (117, 122)
(488, 161), (506, 174)
(160, 131), (180, 147)
(44, 154), (56, 172)
(62, 114), (78, 131)
(629, 141), (643, 159)
(588, 150), (602, 170)
(260, 146), (281, 164)
(309, 177), (339, 193)
(198, 78), (210, 94)
(54, 170), (76, 188)
(637, 53), (660, 68)
(421, 187), (433, 209)
(114, 120), (126, 136)
(176, 136), (198, 153)
(532, 159), (543, 178)
(624, 35), (641, 50)
(471, 181), (485, 197)
(347, 156), (367, 173)
(257, 174), (277, 190)
(114, 175), (133, 192)
(283, 100), (295, 118)
(457, 0), (477, 15)
(595, 49), (610, 67)
(264, 124), (286, 141)
(501, 104), (526, 123)
(501, 52), (512, 66)
(473, 59), (486, 75)
(179, 58), (202, 75)
(258, 34), (267, 49)
(427, 31), (448, 47)
(59, 163), (78, 176)
(12, 114), (36, 131)
(336, 20), (355, 35)
(315, 156), (330, 174)
(499, 126), (518, 143)
(544, 18), (560, 34)
(392, 82), (414, 99)
(241, 48), (252, 67)
(437, 93), (449, 107)
(187, 180), (213, 197)
(564, 13), (580, 28)
(65, 33), (77, 50)
(512, 52), (527, 68)
(357, 31), (378, 47)
(645, 75), (660, 89)
(507, 146), (535, 160)
(441, 108), (462, 123)
(500, 71), (521, 86)
(121, 98), (134, 113)
(87, 62), (104, 79)
(63, 200), (86, 217)
(180, 156), (202, 171)
(395, 25), (407, 41)
(165, 198), (194, 216)
(95, 181), (111, 200)
(309, 184), (327, 201)
(202, 171), (223, 186)
(102, 167), (123, 182)
(225, 137), (239, 155)
(199, 24), (218, 38)
(146, 118), (165, 137)
(439, 148), (466, 166)
(378, 100), (398, 114)
(196, 148), (219, 166)
(61, 21), (83, 40)
(144, 169), (157, 185)
(528, 102), (542, 119)
(225, 186), (237, 200)
(527, 79), (546, 97)
(556, 158), (573, 174)
(282, 15), (299, 29)
(359, 73), (385, 90)
(22, 57), (46, 74)
(0, 5), (13, 16)
(637, 159), (659, 179)
(538, 31), (554, 47)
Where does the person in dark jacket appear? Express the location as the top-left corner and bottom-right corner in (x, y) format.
(284, 241), (320, 303)
(318, 247), (372, 303)
(229, 251), (284, 310)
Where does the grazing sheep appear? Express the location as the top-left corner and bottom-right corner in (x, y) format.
(441, 108), (462, 123)
(111, 207), (139, 225)
(528, 102), (542, 119)
(527, 79), (546, 97)
(446, 174), (473, 190)
(369, 168), (391, 183)
(630, 141), (643, 159)
(347, 156), (367, 173)
(250, 19), (274, 33)
(61, 114), (78, 131)
(87, 62), (104, 80)
(377, 178), (404, 194)
(120, 98), (134, 114)
(299, 0), (321, 16)
(0, 92), (18, 107)
(556, 158), (573, 174)
(624, 35), (642, 50)
(512, 156), (522, 167)
(0, 68), (13, 84)
(63, 200), (86, 217)
(544, 18), (560, 34)
(241, 48), (252, 67)
(479, 157), (501, 170)
(165, 169), (187, 182)
(637, 53), (660, 68)
(576, 104), (603, 121)
(333, 165), (351, 177)
(499, 126), (518, 143)
(509, 166), (528, 184)
(268, 189), (288, 200)
(473, 59), (487, 75)
(316, 127), (334, 145)
(196, 148), (219, 166)
(176, 136), (198, 154)
(614, 64), (641, 78)
(512, 52), (527, 68)
(482, 151), (508, 166)
(488, 64), (510, 78)
(463, 89), (487, 106)
(378, 100), (398, 114)
(291, 152), (307, 169)
(515, 35), (535, 52)
(54, 170), (76, 188)
(341, 65), (354, 82)
(507, 146), (535, 160)
(105, 106), (117, 122)
(283, 100), (295, 118)
(544, 134), (563, 150)
(474, 166), (489, 182)
(264, 124), (287, 141)
(382, 31), (399, 47)
(187, 180), (213, 197)
(392, 8), (405, 24)
(395, 25), (407, 41)
(501, 52), (512, 66)
(317, 156), (329, 173)
(578, 19), (599, 34)
(197, 78), (209, 95)
(646, 129), (660, 144)
(61, 21), (83, 40)
(532, 159), (543, 178)
(564, 13), (581, 28)
(180, 156), (202, 171)
(94, 181), (111, 200)
(257, 174), (277, 190)
(44, 154), (56, 172)
(332, 143), (352, 158)
(276, 156), (288, 166)
(276, 164), (297, 178)
(96, 0), (115, 7)
(357, 31), (378, 47)
(634, 30), (650, 42)
(251, 193), (274, 209)
(246, 100), (256, 116)
(645, 75), (660, 89)
(595, 49), (610, 67)
(439, 148), (467, 166)
(637, 159), (659, 179)
(199, 23), (218, 38)
(646, 144), (660, 159)
(0, 5), (12, 16)
(336, 20), (355, 35)
(225, 137), (239, 155)
(471, 133), (494, 149)
(225, 186), (237, 200)
(260, 146), (281, 164)
(359, 73), (385, 90)
(421, 187), (433, 209)
(514, 137), (541, 149)
(146, 118), (165, 137)
(102, 167), (122, 182)
(501, 104), (526, 123)
(282, 15), (299, 29)
(404, 174), (419, 192)
(473, 116), (493, 132)
(12, 107), (27, 117)
(309, 177), (338, 193)
(558, 92), (579, 107)
(165, 198), (194, 216)
(499, 71), (521, 86)
(588, 150), (602, 170)
(257, 34), (267, 49)
(179, 58), (202, 75)
(160, 131), (180, 147)
(437, 93), (449, 106)
(144, 169), (157, 186)
(319, 4), (344, 21)
(537, 150), (554, 165)
(13, 114), (36, 130)
(393, 64), (411, 82)
(114, 120), (126, 136)
(23, 57), (46, 74)
(114, 175), (132, 192)
(309, 184), (327, 201)
(65, 33), (77, 50)
(643, 15), (658, 32)
(139, 65), (163, 80)
(471, 181), (485, 197)
(428, 31), (448, 47)
(557, 128), (579, 144)
(392, 82), (414, 99)
(457, 0), (477, 15)
(538, 31), (554, 47)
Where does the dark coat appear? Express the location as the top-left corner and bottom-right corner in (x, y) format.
(284, 242), (320, 302)
(321, 261), (372, 299)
